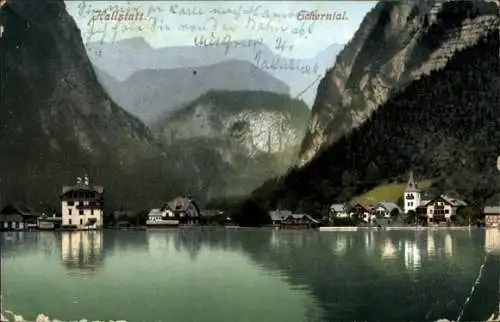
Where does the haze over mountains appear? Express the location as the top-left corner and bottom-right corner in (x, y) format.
(94, 60), (291, 126)
(87, 38), (343, 123)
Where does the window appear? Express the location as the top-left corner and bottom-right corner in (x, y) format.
(69, 219), (72, 225)
(445, 209), (449, 214)
(69, 209), (72, 215)
(91, 209), (94, 215)
(80, 219), (83, 225)
(68, 201), (74, 206)
(79, 210), (84, 215)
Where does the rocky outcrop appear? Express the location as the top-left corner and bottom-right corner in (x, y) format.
(298, 0), (499, 167)
(157, 91), (310, 200)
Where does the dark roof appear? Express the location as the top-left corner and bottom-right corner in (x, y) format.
(426, 195), (468, 207)
(0, 204), (40, 217)
(484, 206), (500, 214)
(163, 197), (199, 214)
(61, 183), (104, 196)
(330, 204), (347, 212)
(378, 202), (402, 212)
(350, 203), (374, 212)
(0, 214), (23, 222)
(405, 171), (420, 192)
(269, 210), (293, 221)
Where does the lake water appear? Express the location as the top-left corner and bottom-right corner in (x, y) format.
(1, 229), (499, 322)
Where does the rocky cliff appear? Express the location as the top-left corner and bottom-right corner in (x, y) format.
(298, 0), (499, 167)
(0, 0), (178, 209)
(157, 91), (310, 200)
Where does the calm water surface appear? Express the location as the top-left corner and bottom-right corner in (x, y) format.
(1, 229), (499, 321)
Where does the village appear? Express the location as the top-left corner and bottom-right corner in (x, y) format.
(0, 173), (499, 231)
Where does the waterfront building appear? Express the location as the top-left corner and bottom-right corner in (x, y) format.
(0, 204), (39, 230)
(421, 195), (467, 224)
(279, 214), (320, 229)
(375, 202), (402, 218)
(147, 196), (201, 226)
(349, 203), (376, 223)
(269, 210), (319, 228)
(146, 207), (178, 227)
(484, 206), (500, 227)
(38, 214), (62, 230)
(61, 175), (104, 229)
(330, 204), (348, 218)
(270, 210), (293, 225)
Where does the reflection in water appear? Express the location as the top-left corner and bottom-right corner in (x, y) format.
(444, 233), (453, 257)
(485, 229), (500, 254)
(404, 240), (421, 271)
(61, 231), (103, 272)
(381, 238), (396, 260)
(333, 233), (348, 255)
(427, 232), (436, 256)
(364, 230), (375, 254)
(2, 230), (498, 322)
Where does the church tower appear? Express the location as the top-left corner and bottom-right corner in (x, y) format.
(403, 171), (421, 214)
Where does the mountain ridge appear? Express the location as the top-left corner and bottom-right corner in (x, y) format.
(85, 37), (343, 107)
(298, 0), (499, 167)
(156, 90), (310, 200)
(94, 60), (291, 126)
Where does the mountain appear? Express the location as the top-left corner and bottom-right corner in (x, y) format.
(156, 91), (310, 201)
(298, 0), (499, 167)
(85, 38), (344, 106)
(250, 1), (499, 216)
(94, 60), (291, 126)
(0, 0), (181, 210)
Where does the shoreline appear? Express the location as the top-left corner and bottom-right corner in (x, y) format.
(1, 226), (497, 233)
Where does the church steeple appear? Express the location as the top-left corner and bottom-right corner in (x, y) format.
(405, 171), (420, 192)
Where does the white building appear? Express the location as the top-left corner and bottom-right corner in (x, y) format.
(61, 175), (104, 229)
(146, 208), (177, 226)
(420, 195), (467, 223)
(330, 204), (348, 218)
(403, 171), (421, 214)
(146, 196), (201, 226)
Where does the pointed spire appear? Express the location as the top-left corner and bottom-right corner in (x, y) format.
(405, 171), (420, 192)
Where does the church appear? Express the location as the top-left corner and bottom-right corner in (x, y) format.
(403, 172), (467, 224)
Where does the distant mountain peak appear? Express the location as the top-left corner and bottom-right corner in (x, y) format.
(105, 37), (152, 50)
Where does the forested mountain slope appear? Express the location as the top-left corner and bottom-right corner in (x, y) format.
(251, 31), (499, 216)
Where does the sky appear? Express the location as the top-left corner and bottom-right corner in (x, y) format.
(65, 1), (376, 58)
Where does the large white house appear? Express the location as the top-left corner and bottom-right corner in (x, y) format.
(61, 175), (104, 229)
(419, 195), (467, 223)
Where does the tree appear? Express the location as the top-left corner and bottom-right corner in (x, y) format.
(404, 210), (417, 224)
(365, 162), (380, 185)
(232, 199), (270, 227)
(455, 206), (478, 226)
(390, 208), (400, 218)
